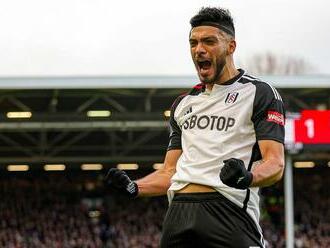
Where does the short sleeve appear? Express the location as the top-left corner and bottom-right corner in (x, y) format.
(252, 83), (285, 144)
(167, 95), (185, 151)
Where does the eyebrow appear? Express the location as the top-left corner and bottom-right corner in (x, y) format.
(189, 36), (218, 42)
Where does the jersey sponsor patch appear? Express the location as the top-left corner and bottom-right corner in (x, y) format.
(267, 111), (285, 126)
(225, 92), (239, 104)
(181, 114), (236, 131)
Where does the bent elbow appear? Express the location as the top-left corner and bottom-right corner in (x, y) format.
(275, 159), (285, 182)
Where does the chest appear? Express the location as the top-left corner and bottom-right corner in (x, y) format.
(175, 86), (255, 134)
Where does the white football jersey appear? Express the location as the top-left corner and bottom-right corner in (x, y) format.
(167, 69), (285, 228)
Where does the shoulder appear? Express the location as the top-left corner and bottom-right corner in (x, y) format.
(239, 73), (282, 101)
(171, 83), (205, 110)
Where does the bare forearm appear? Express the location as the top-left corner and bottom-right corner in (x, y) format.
(250, 158), (285, 187)
(135, 168), (174, 197)
(135, 149), (181, 197)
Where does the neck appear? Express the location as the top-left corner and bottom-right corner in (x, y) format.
(206, 60), (238, 91)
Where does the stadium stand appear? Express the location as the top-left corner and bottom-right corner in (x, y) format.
(0, 167), (329, 248)
(0, 76), (329, 247)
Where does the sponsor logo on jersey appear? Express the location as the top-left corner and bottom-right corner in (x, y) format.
(267, 111), (285, 126)
(182, 114), (236, 131)
(225, 92), (239, 104)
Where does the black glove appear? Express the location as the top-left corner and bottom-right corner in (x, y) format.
(220, 158), (253, 190)
(104, 168), (139, 198)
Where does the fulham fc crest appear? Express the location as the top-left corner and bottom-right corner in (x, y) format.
(225, 92), (239, 104)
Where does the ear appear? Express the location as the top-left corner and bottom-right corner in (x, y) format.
(227, 39), (236, 55)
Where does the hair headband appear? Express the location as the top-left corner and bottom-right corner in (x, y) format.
(194, 21), (235, 37)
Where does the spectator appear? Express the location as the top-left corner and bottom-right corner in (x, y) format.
(0, 168), (329, 248)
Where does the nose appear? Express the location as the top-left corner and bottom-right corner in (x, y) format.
(195, 42), (207, 55)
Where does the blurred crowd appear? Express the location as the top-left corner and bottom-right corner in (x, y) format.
(0, 174), (104, 248)
(260, 168), (330, 248)
(293, 170), (330, 248)
(0, 168), (329, 248)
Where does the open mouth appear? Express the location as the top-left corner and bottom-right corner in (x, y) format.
(197, 60), (212, 72)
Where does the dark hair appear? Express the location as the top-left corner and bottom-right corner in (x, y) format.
(190, 7), (235, 37)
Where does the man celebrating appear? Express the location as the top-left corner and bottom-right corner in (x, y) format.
(106, 7), (285, 248)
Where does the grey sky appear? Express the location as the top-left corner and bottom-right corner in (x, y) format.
(0, 0), (328, 76)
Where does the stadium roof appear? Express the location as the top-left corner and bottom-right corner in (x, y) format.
(0, 75), (329, 167)
(0, 74), (330, 89)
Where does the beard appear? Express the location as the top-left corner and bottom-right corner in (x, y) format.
(197, 53), (226, 84)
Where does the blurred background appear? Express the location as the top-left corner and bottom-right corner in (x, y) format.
(0, 0), (329, 247)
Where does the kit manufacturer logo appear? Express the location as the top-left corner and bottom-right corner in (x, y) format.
(183, 106), (192, 116)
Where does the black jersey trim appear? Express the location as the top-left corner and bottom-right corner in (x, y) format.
(167, 84), (205, 151)
(243, 190), (250, 212)
(239, 74), (285, 145)
(221, 69), (245, 85)
(240, 75), (282, 101)
(257, 136), (285, 145)
(243, 142), (261, 211)
(166, 94), (186, 151)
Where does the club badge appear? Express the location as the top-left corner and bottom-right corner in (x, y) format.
(225, 92), (239, 104)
